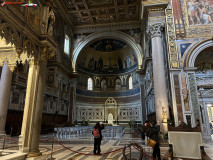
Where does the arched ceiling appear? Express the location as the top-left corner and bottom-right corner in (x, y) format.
(195, 47), (213, 66)
(76, 38), (138, 74)
(64, 0), (140, 26)
(195, 47), (213, 71)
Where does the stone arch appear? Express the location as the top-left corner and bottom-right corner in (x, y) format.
(72, 31), (143, 72)
(185, 39), (213, 68)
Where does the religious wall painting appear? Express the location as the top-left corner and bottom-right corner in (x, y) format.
(90, 39), (127, 52)
(180, 0), (213, 37)
(185, 0), (213, 26)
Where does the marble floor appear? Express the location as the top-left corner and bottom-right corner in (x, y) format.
(0, 128), (213, 160)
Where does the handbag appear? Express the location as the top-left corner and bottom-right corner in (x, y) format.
(147, 138), (156, 148)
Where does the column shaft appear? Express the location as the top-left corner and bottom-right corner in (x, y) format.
(29, 62), (47, 155)
(19, 59), (40, 153)
(0, 63), (13, 134)
(149, 23), (169, 132)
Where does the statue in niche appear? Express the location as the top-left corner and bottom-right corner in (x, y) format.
(182, 88), (190, 111)
(162, 107), (167, 123)
(47, 9), (55, 36)
(108, 113), (113, 125)
(117, 56), (123, 70)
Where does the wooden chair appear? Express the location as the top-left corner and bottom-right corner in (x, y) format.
(163, 122), (211, 160)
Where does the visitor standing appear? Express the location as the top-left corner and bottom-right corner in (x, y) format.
(146, 121), (161, 160)
(92, 122), (104, 154)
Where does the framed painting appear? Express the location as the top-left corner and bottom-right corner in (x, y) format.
(184, 0), (213, 27)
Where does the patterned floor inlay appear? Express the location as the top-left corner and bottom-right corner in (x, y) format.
(1, 131), (213, 160)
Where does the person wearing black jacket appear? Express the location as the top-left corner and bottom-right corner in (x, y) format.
(92, 122), (105, 154)
(146, 121), (161, 160)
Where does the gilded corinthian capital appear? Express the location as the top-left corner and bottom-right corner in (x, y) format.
(148, 23), (165, 38)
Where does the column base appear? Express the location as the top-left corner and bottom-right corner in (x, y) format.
(26, 151), (42, 158)
(26, 153), (47, 160)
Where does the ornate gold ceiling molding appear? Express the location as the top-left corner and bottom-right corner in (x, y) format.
(141, 0), (168, 20)
(74, 21), (141, 34)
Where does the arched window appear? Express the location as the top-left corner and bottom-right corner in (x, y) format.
(101, 79), (107, 90)
(64, 34), (70, 55)
(115, 78), (121, 91)
(88, 78), (93, 90)
(129, 76), (133, 89)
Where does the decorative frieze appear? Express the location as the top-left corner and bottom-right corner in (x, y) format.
(188, 73), (200, 121)
(165, 0), (179, 68)
(173, 74), (183, 121)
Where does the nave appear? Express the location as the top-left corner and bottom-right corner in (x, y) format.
(1, 127), (213, 160)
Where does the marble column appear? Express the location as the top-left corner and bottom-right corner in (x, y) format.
(19, 58), (41, 153)
(29, 61), (47, 156)
(68, 79), (77, 123)
(0, 63), (14, 135)
(148, 23), (169, 132)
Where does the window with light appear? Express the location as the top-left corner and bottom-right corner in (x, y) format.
(129, 76), (133, 89)
(88, 78), (93, 90)
(64, 34), (70, 54)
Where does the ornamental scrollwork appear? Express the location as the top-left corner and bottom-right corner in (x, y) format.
(165, 0), (179, 68)
(147, 23), (164, 38)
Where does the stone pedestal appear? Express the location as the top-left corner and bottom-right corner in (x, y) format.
(148, 23), (169, 132)
(0, 63), (14, 134)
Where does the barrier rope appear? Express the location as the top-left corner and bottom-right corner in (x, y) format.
(6, 137), (18, 143)
(39, 138), (52, 142)
(133, 145), (157, 160)
(55, 139), (123, 156)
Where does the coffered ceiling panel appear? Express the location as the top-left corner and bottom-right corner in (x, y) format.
(65, 0), (140, 26)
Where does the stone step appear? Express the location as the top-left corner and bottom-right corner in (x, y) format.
(0, 152), (27, 160)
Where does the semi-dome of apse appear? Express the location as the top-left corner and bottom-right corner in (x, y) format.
(76, 38), (138, 75)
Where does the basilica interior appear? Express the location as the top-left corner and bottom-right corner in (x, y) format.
(0, 0), (213, 159)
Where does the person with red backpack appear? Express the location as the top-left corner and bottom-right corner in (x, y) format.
(92, 122), (104, 155)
